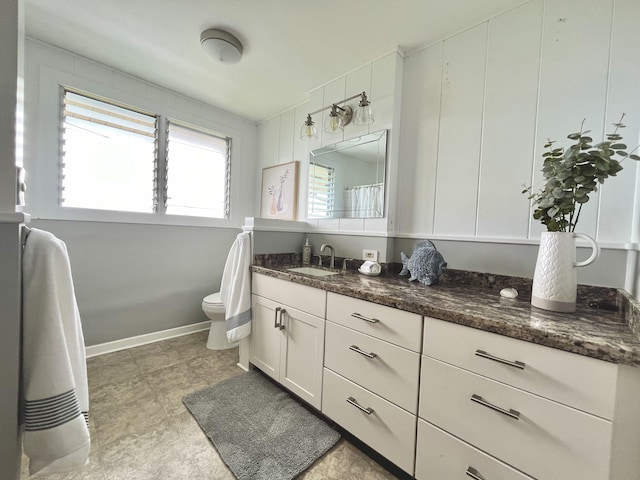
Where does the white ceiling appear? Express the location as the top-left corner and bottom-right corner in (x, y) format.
(24, 0), (527, 123)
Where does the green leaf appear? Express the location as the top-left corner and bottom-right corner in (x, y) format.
(547, 206), (560, 218)
(611, 143), (627, 149)
(616, 151), (628, 156)
(630, 154), (640, 161)
(576, 196), (590, 204)
(567, 133), (581, 140)
(580, 136), (593, 143)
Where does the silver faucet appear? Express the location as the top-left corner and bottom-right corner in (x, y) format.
(320, 244), (335, 269)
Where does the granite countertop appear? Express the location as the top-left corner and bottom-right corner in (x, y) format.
(252, 261), (640, 367)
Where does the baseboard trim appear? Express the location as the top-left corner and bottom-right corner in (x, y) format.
(86, 321), (212, 358)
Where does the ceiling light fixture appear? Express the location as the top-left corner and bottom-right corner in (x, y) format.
(300, 91), (374, 141)
(200, 28), (243, 64)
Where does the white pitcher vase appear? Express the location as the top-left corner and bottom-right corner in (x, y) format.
(531, 232), (600, 313)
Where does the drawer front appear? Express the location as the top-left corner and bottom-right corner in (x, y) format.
(252, 273), (326, 317)
(416, 419), (533, 480)
(325, 321), (420, 413)
(419, 356), (613, 480)
(423, 317), (618, 419)
(327, 292), (422, 351)
(322, 368), (416, 474)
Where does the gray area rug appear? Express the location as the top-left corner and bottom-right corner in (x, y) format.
(183, 370), (340, 480)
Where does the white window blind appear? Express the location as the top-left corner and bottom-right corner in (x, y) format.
(165, 122), (230, 218)
(308, 163), (335, 218)
(61, 89), (158, 213)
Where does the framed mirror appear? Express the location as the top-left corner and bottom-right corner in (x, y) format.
(308, 130), (387, 219)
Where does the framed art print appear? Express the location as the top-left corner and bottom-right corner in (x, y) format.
(260, 161), (299, 220)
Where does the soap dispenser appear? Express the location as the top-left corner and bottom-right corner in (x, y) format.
(302, 237), (312, 265)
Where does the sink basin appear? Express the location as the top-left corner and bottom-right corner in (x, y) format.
(287, 266), (340, 277)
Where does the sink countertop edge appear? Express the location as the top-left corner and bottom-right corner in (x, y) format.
(251, 264), (640, 367)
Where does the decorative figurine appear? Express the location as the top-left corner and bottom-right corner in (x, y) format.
(399, 240), (447, 286)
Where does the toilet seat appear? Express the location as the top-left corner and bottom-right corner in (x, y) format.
(203, 291), (222, 306)
(202, 291), (224, 314)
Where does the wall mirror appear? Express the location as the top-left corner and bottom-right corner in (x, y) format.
(308, 130), (387, 219)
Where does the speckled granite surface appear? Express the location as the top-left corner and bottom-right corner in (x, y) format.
(252, 259), (640, 367)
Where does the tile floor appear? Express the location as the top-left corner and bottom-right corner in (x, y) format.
(22, 330), (398, 479)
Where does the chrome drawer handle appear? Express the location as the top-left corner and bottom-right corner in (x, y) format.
(465, 466), (486, 480)
(346, 396), (374, 415)
(475, 349), (525, 370)
(351, 312), (379, 324)
(470, 394), (520, 420)
(349, 345), (377, 359)
(274, 306), (281, 329)
(279, 308), (286, 330)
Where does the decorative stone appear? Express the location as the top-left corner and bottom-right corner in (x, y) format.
(500, 288), (519, 299)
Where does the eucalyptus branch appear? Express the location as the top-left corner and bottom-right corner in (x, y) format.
(524, 114), (639, 232)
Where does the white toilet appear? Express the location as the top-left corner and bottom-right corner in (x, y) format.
(202, 292), (239, 350)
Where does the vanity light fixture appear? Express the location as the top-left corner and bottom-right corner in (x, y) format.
(200, 28), (243, 64)
(300, 91), (374, 141)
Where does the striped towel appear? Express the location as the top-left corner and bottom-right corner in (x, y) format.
(22, 228), (90, 475)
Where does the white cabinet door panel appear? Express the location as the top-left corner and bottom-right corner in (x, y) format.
(279, 305), (325, 410)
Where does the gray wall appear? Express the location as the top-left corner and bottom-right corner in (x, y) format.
(34, 220), (240, 346)
(393, 237), (628, 289)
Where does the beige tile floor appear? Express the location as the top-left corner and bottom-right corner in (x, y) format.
(22, 330), (399, 480)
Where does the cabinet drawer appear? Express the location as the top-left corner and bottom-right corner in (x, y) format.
(325, 321), (420, 413)
(326, 292), (422, 351)
(252, 273), (325, 318)
(423, 317), (618, 419)
(415, 419), (533, 480)
(322, 369), (416, 474)
(420, 356), (613, 480)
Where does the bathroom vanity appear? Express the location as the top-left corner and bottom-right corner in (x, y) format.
(248, 265), (640, 479)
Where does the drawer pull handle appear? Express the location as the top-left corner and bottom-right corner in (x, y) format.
(351, 312), (379, 324)
(475, 349), (525, 370)
(349, 345), (377, 359)
(346, 396), (374, 415)
(274, 306), (281, 329)
(470, 394), (520, 420)
(279, 308), (286, 330)
(465, 466), (486, 480)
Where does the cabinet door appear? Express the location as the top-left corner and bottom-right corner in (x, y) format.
(250, 295), (282, 382)
(279, 305), (325, 410)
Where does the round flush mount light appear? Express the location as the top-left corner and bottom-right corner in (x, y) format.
(200, 28), (243, 64)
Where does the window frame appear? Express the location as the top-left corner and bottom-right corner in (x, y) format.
(30, 66), (243, 228)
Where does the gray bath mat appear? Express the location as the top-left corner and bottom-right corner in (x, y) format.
(183, 370), (340, 480)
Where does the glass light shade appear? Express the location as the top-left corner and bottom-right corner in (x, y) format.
(353, 104), (374, 126)
(300, 118), (318, 140)
(324, 111), (343, 134)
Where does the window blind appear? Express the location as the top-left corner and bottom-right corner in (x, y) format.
(308, 163), (335, 218)
(165, 121), (230, 218)
(60, 89), (158, 213)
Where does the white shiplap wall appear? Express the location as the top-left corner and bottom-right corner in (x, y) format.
(396, 0), (640, 246)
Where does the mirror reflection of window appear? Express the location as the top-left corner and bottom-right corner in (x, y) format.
(308, 163), (335, 218)
(308, 130), (387, 219)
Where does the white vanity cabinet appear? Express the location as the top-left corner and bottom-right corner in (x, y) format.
(322, 292), (422, 474)
(250, 274), (326, 409)
(416, 316), (640, 480)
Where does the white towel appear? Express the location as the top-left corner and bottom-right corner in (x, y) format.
(22, 228), (90, 475)
(221, 231), (252, 342)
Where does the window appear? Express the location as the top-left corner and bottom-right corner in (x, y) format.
(61, 91), (157, 213)
(308, 163), (335, 218)
(60, 88), (231, 219)
(165, 122), (230, 218)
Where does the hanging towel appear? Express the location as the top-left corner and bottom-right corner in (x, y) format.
(221, 231), (252, 342)
(22, 228), (90, 475)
